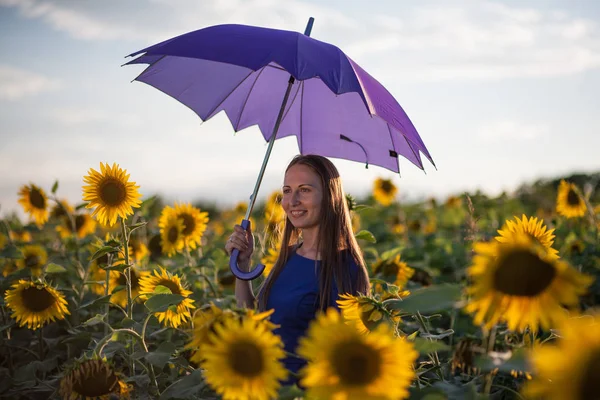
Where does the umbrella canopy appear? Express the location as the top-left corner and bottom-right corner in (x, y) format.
(125, 23), (434, 173)
(125, 20), (435, 280)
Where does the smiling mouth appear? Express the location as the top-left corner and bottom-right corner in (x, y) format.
(290, 210), (307, 218)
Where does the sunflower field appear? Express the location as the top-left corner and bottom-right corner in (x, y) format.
(1, 163), (599, 400)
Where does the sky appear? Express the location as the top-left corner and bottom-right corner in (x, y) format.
(1, 0), (599, 218)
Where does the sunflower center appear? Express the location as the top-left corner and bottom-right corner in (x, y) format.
(381, 262), (400, 277)
(158, 279), (181, 295)
(74, 215), (86, 232)
(167, 226), (180, 244)
(180, 213), (196, 236)
(29, 188), (46, 209)
(578, 350), (600, 399)
(72, 365), (119, 397)
(25, 255), (40, 268)
(567, 189), (581, 206)
(331, 340), (382, 386)
(493, 250), (556, 296)
(22, 287), (55, 312)
(227, 340), (264, 377)
(380, 180), (394, 194)
(99, 179), (127, 207)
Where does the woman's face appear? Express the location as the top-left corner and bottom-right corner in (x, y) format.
(282, 164), (323, 231)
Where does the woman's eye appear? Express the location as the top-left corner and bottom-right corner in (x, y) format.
(301, 187), (310, 192)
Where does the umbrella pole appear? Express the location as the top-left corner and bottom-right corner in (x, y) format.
(230, 17), (315, 281)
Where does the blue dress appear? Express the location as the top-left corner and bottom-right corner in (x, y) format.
(264, 251), (359, 385)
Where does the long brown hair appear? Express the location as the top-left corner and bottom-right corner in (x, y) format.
(258, 155), (370, 311)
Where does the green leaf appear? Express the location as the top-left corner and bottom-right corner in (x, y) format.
(51, 180), (59, 194)
(90, 246), (120, 262)
(159, 370), (204, 400)
(153, 285), (173, 295)
(78, 295), (111, 310)
(411, 337), (451, 354)
(380, 246), (402, 261)
(103, 263), (132, 272)
(353, 204), (371, 213)
(355, 230), (377, 243)
(383, 284), (462, 314)
(0, 245), (23, 259)
(145, 341), (177, 369)
(145, 294), (185, 313)
(421, 329), (455, 340)
(128, 221), (147, 235)
(45, 263), (67, 273)
(83, 314), (106, 327)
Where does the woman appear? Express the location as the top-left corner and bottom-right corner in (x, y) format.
(225, 154), (370, 382)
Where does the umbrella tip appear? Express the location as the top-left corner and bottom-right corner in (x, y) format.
(304, 17), (315, 37)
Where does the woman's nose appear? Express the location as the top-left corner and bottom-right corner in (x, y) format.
(291, 191), (300, 205)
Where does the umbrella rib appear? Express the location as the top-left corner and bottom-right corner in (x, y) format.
(280, 80), (302, 127)
(235, 67), (267, 131)
(400, 128), (424, 170)
(205, 70), (254, 119)
(386, 123), (401, 175)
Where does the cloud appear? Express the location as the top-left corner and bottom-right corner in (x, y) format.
(477, 120), (549, 142)
(0, 65), (60, 100)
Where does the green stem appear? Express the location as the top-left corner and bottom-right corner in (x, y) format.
(415, 312), (444, 381)
(104, 253), (113, 337)
(120, 219), (132, 318)
(483, 326), (497, 395)
(141, 314), (160, 394)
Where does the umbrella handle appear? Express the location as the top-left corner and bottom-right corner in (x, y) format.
(229, 219), (266, 281)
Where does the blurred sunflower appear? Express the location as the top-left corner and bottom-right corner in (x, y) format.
(372, 254), (415, 289)
(88, 260), (109, 296)
(187, 303), (235, 364)
(139, 267), (195, 328)
(556, 180), (587, 218)
(496, 214), (559, 260)
(465, 233), (593, 332)
(50, 199), (74, 219)
(0, 233), (6, 249)
(297, 308), (417, 400)
(82, 162), (142, 227)
(9, 230), (32, 243)
(159, 203), (209, 250)
(16, 244), (47, 276)
(260, 244), (279, 278)
(158, 214), (185, 257)
(129, 237), (149, 263)
(59, 358), (130, 399)
(388, 215), (406, 235)
(200, 315), (287, 400)
(56, 213), (97, 239)
(337, 294), (396, 334)
(264, 191), (285, 223)
(108, 268), (149, 308)
(5, 280), (70, 330)
(147, 233), (163, 260)
(524, 314), (600, 399)
(372, 178), (397, 206)
(568, 239), (585, 255)
(445, 195), (462, 209)
(18, 183), (49, 226)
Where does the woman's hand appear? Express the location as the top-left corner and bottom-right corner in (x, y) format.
(224, 221), (254, 271)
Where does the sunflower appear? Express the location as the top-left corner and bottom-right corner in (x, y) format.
(129, 237), (149, 263)
(159, 203), (209, 250)
(260, 245), (279, 278)
(496, 214), (559, 260)
(337, 294), (397, 334)
(10, 230), (32, 243)
(59, 358), (130, 399)
(556, 180), (587, 218)
(158, 214), (185, 256)
(187, 303), (235, 364)
(524, 314), (600, 399)
(264, 191), (285, 223)
(82, 162), (142, 227)
(4, 280), (70, 330)
(108, 268), (149, 308)
(139, 267), (195, 328)
(372, 177), (398, 206)
(56, 213), (97, 239)
(16, 244), (48, 277)
(297, 308), (417, 400)
(445, 195), (462, 209)
(50, 199), (74, 219)
(465, 233), (593, 332)
(147, 233), (163, 260)
(372, 254), (415, 289)
(88, 260), (109, 296)
(18, 183), (49, 226)
(200, 315), (287, 400)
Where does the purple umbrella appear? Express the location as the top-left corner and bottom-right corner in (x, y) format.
(125, 18), (435, 280)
